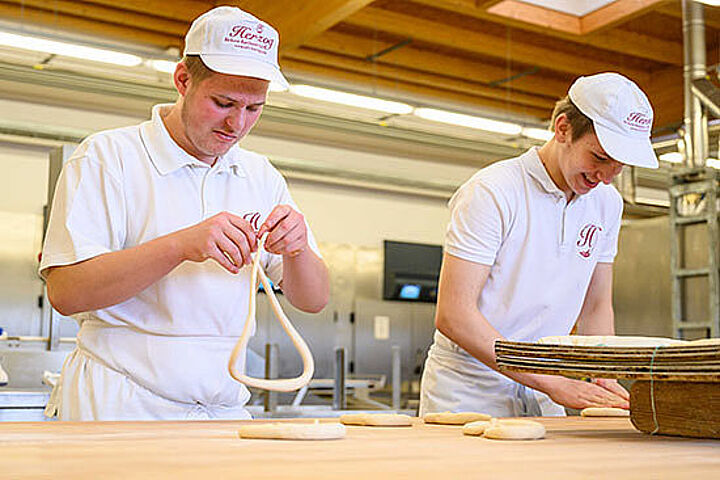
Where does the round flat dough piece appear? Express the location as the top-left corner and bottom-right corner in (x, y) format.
(424, 411), (492, 425)
(482, 419), (545, 441)
(238, 423), (346, 440)
(580, 407), (630, 417)
(339, 413), (413, 427)
(462, 420), (492, 436)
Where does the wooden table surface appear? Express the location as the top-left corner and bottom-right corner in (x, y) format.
(1, 417), (719, 479)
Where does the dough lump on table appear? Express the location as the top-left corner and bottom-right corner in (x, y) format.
(481, 419), (545, 440)
(339, 413), (413, 427)
(424, 411), (492, 425)
(580, 407), (629, 417)
(237, 422), (346, 440)
(462, 420), (492, 436)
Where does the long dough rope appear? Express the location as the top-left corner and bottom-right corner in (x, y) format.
(228, 233), (315, 392)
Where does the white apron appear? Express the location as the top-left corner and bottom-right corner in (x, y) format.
(45, 321), (252, 421)
(419, 331), (565, 417)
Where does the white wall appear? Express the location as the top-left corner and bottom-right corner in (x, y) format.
(289, 180), (450, 247)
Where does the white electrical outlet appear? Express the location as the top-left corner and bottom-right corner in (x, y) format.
(373, 315), (390, 340)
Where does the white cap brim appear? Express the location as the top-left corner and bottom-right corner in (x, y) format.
(594, 122), (658, 169)
(199, 53), (289, 91)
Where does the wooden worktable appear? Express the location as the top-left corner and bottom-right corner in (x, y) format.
(1, 417), (718, 479)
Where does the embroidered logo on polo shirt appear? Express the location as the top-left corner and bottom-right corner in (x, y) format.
(243, 211), (262, 231)
(576, 223), (602, 258)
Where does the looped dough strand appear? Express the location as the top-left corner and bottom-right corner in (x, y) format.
(228, 234), (315, 392)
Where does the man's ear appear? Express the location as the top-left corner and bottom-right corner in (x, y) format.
(174, 62), (191, 97)
(554, 114), (572, 144)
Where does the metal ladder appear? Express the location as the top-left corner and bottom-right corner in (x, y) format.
(669, 167), (720, 339)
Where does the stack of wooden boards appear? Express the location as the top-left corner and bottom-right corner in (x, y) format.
(495, 338), (720, 439)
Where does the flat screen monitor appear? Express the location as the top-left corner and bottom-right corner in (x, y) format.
(383, 240), (442, 303)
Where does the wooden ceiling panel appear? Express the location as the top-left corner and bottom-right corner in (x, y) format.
(0, 1), (180, 48)
(235, 0), (375, 51)
(344, 6), (651, 82)
(308, 28), (573, 98)
(2, 0), (188, 37)
(619, 10), (685, 43)
(286, 47), (556, 109)
(406, 0), (682, 65)
(0, 0), (703, 127)
(78, 0), (213, 23)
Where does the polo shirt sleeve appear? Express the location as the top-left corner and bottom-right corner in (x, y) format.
(39, 139), (126, 278)
(261, 167), (321, 287)
(445, 178), (507, 266)
(596, 189), (624, 263)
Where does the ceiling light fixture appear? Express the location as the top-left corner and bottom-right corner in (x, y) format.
(147, 59), (177, 74)
(414, 108), (523, 135)
(0, 31), (142, 67)
(521, 127), (554, 141)
(706, 158), (720, 169)
(289, 85), (414, 114)
(659, 152), (684, 163)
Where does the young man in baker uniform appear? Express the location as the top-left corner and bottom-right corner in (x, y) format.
(420, 73), (658, 417)
(40, 6), (329, 421)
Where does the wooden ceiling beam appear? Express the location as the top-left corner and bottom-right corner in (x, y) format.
(1, 0), (188, 36)
(285, 47), (556, 110)
(76, 0), (212, 23)
(344, 6), (651, 83)
(302, 30), (570, 99)
(282, 57), (549, 119)
(0, 2), (180, 48)
(580, 0), (670, 34)
(234, 0), (375, 51)
(656, 2), (720, 31)
(645, 65), (682, 131)
(412, 0), (682, 65)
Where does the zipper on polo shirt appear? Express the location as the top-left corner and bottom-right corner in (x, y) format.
(200, 167), (212, 218)
(557, 196), (570, 247)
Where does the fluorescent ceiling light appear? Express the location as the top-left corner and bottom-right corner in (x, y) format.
(659, 152), (683, 163)
(706, 158), (720, 169)
(522, 127), (554, 141)
(414, 108), (522, 135)
(289, 85), (413, 114)
(148, 59), (177, 74)
(0, 31), (141, 67)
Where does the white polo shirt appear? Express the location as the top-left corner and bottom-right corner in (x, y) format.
(40, 104), (320, 415)
(420, 147), (622, 416)
(439, 146), (622, 348)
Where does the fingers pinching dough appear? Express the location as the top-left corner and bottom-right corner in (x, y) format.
(339, 413), (413, 427)
(424, 411), (492, 425)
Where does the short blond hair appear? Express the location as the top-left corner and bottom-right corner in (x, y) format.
(550, 96), (594, 141)
(182, 55), (214, 84)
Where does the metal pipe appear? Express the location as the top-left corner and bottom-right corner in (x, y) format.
(391, 345), (401, 410)
(682, 0), (707, 168)
(264, 343), (278, 413)
(333, 347), (346, 410)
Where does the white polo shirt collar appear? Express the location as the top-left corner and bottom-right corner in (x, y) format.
(522, 147), (584, 203)
(139, 103), (247, 178)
